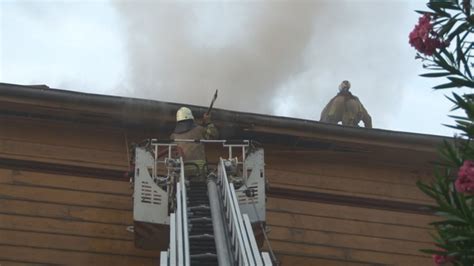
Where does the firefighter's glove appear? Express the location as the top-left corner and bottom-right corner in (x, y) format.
(202, 113), (211, 125)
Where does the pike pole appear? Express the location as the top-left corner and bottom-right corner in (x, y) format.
(206, 89), (218, 115)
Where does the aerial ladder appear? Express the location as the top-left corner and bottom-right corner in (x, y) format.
(130, 139), (273, 265)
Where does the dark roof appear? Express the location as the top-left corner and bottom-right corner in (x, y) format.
(0, 82), (448, 156)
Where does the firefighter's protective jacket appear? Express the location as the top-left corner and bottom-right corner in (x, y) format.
(320, 91), (372, 128)
(170, 121), (219, 177)
(171, 122), (218, 161)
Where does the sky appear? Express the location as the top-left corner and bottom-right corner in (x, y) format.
(0, 0), (467, 137)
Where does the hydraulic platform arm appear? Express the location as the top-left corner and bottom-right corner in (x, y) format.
(131, 140), (272, 266)
(160, 157), (271, 266)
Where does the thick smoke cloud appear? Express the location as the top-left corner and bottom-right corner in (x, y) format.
(114, 1), (415, 128)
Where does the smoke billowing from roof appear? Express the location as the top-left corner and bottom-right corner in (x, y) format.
(114, 1), (415, 128)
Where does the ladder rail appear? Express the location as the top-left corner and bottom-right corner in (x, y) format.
(180, 159), (191, 266)
(207, 177), (232, 266)
(169, 213), (176, 266)
(262, 252), (273, 265)
(218, 161), (247, 265)
(163, 158), (190, 266)
(217, 158), (272, 266)
(228, 183), (251, 266)
(160, 154), (272, 266)
(242, 214), (263, 266)
(161, 251), (169, 266)
(177, 187), (184, 265)
(218, 158), (272, 266)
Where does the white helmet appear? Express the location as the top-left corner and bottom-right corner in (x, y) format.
(176, 107), (194, 122)
(339, 80), (351, 91)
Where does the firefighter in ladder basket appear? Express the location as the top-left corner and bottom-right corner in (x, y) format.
(170, 106), (219, 181)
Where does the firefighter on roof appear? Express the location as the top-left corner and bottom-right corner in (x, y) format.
(320, 80), (372, 128)
(170, 107), (219, 180)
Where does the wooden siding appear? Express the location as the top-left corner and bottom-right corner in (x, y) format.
(265, 198), (433, 265)
(0, 167), (159, 265)
(0, 117), (129, 171)
(0, 114), (436, 265)
(266, 165), (432, 205)
(263, 148), (435, 265)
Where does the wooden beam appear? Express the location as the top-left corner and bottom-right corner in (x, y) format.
(0, 229), (159, 257)
(266, 211), (433, 243)
(0, 214), (133, 240)
(268, 186), (434, 215)
(0, 245), (155, 266)
(267, 197), (436, 228)
(267, 240), (430, 265)
(0, 184), (132, 210)
(0, 168), (130, 195)
(0, 199), (132, 225)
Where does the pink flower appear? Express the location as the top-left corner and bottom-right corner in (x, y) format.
(409, 14), (448, 56)
(456, 160), (474, 194)
(433, 254), (447, 265)
(432, 251), (455, 266)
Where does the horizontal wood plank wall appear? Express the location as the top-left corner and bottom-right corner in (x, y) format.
(265, 197), (433, 265)
(0, 168), (159, 265)
(0, 116), (438, 265)
(265, 151), (434, 205)
(0, 117), (129, 171)
(263, 146), (435, 265)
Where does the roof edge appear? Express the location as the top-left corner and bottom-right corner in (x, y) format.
(0, 82), (449, 149)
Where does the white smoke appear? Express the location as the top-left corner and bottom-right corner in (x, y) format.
(114, 1), (419, 128)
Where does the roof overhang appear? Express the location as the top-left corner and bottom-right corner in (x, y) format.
(0, 82), (449, 166)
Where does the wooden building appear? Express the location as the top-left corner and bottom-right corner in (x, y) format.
(0, 82), (443, 265)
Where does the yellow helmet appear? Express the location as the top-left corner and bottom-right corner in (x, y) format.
(176, 107), (194, 122)
(339, 80), (351, 91)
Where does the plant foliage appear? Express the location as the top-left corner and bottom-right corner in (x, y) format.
(410, 0), (474, 265)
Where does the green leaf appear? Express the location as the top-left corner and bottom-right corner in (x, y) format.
(420, 249), (448, 255)
(446, 94), (460, 107)
(417, 180), (438, 199)
(431, 220), (469, 226)
(415, 10), (438, 15)
(428, 1), (461, 11)
(448, 115), (470, 121)
(427, 4), (452, 17)
(445, 50), (456, 66)
(456, 35), (463, 66)
(420, 72), (453, 77)
(433, 52), (459, 74)
(432, 17), (450, 26)
(434, 82), (459, 89)
(447, 236), (471, 242)
(434, 197), (460, 214)
(443, 123), (458, 129)
(456, 193), (473, 221)
(439, 18), (458, 37)
(451, 192), (470, 218)
(439, 139), (462, 165)
(459, 35), (473, 79)
(447, 77), (474, 88)
(448, 22), (470, 41)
